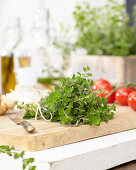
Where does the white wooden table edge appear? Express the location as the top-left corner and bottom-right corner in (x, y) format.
(27, 129), (136, 162)
(23, 129), (136, 170)
(1, 129), (136, 170)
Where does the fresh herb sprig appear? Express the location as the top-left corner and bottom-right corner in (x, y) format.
(17, 66), (116, 126)
(0, 145), (36, 170)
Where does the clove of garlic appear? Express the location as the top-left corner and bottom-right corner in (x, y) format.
(0, 102), (8, 115)
(1, 95), (15, 109)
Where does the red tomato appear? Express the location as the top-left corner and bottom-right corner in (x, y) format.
(96, 83), (112, 90)
(129, 87), (136, 92)
(115, 88), (132, 106)
(105, 88), (115, 103)
(94, 79), (111, 87)
(128, 91), (136, 111)
(98, 87), (115, 103)
(94, 79), (112, 91)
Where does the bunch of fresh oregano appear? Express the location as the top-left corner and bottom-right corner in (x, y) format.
(0, 145), (36, 170)
(17, 66), (116, 126)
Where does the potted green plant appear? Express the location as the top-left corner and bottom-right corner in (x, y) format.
(69, 0), (136, 84)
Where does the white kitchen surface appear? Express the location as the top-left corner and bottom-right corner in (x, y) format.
(0, 128), (136, 170)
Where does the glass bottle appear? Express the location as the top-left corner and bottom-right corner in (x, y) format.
(14, 46), (39, 87)
(0, 51), (16, 94)
(31, 8), (62, 85)
(0, 18), (22, 94)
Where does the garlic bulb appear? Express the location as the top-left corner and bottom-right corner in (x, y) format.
(0, 85), (50, 115)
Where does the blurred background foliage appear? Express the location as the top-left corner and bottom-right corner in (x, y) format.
(56, 0), (136, 56)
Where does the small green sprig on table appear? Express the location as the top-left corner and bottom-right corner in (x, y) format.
(17, 66), (116, 126)
(0, 145), (36, 170)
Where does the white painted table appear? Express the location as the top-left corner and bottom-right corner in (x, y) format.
(1, 129), (136, 170)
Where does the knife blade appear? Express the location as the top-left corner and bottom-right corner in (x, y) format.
(9, 115), (35, 133)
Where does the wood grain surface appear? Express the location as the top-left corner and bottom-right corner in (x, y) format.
(0, 105), (136, 151)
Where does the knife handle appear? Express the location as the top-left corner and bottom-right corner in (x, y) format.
(21, 121), (35, 133)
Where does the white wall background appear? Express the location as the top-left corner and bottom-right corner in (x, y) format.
(0, 0), (125, 45)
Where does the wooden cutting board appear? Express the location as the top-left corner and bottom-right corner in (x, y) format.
(0, 105), (136, 151)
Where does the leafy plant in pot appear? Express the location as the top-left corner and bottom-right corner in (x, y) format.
(70, 0), (136, 85)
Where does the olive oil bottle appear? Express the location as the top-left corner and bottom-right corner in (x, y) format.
(0, 18), (22, 94)
(0, 54), (16, 94)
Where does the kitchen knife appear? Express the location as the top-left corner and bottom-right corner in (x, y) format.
(9, 115), (35, 133)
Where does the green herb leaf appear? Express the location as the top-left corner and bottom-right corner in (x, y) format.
(0, 145), (36, 170)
